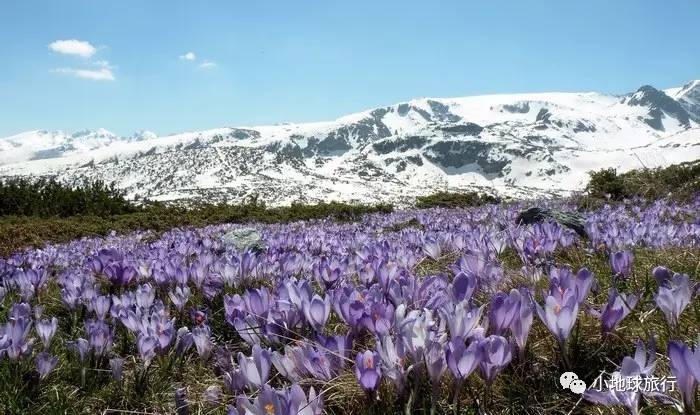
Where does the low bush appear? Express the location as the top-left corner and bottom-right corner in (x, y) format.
(0, 178), (136, 217)
(584, 159), (700, 202)
(415, 191), (500, 209)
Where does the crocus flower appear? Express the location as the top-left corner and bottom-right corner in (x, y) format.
(36, 352), (58, 379)
(36, 317), (58, 349)
(92, 296), (111, 320)
(488, 291), (519, 336)
(85, 319), (113, 356)
(423, 238), (442, 260)
(584, 340), (662, 415)
(175, 327), (194, 356)
(596, 289), (638, 334)
(446, 336), (481, 380)
(535, 287), (579, 347)
(610, 250), (633, 278)
(446, 301), (483, 340)
(478, 335), (512, 386)
(287, 384), (324, 415)
(376, 335), (407, 391)
(137, 335), (158, 365)
(238, 384), (284, 415)
(238, 344), (272, 389)
(110, 357), (124, 381)
(69, 338), (90, 362)
(175, 387), (190, 415)
(452, 272), (477, 302)
(668, 340), (700, 412)
(509, 288), (533, 355)
(303, 294), (331, 332)
(425, 340), (447, 384)
(652, 266), (673, 287)
(1, 312), (34, 360)
(168, 286), (191, 311)
(355, 350), (381, 391)
(103, 262), (137, 287)
(192, 326), (213, 361)
(655, 273), (691, 326)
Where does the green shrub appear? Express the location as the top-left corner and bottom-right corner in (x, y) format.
(415, 191), (500, 209)
(582, 159), (700, 205)
(0, 177), (137, 217)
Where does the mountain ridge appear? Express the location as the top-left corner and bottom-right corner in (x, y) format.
(1, 81), (699, 206)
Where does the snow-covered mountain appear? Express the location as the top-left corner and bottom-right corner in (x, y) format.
(1, 81), (699, 205)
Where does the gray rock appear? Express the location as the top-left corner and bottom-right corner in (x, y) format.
(517, 207), (587, 238)
(221, 228), (265, 252)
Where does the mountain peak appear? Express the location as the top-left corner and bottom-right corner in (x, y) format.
(623, 84), (690, 130)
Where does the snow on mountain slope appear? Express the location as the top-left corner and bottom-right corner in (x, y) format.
(1, 81), (699, 206)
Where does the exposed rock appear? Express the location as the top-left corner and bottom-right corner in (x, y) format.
(221, 228), (265, 252)
(516, 207), (587, 238)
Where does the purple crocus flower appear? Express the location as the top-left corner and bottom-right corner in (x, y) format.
(287, 384), (324, 415)
(596, 288), (638, 334)
(652, 266), (673, 287)
(1, 310), (34, 360)
(168, 286), (191, 311)
(535, 287), (579, 347)
(303, 294), (331, 332)
(36, 352), (58, 379)
(175, 387), (190, 415)
(668, 340), (700, 412)
(452, 272), (477, 302)
(610, 250), (633, 278)
(488, 290), (519, 336)
(478, 335), (512, 386)
(376, 335), (407, 391)
(549, 267), (594, 305)
(238, 384), (284, 415)
(238, 344), (272, 389)
(355, 350), (381, 391)
(175, 327), (194, 356)
(110, 357), (124, 381)
(509, 288), (533, 355)
(655, 273), (691, 326)
(423, 237), (442, 260)
(446, 336), (481, 380)
(317, 333), (353, 370)
(69, 338), (90, 362)
(223, 367), (247, 394)
(137, 335), (158, 365)
(36, 317), (58, 349)
(103, 262), (137, 287)
(446, 301), (484, 340)
(85, 319), (113, 356)
(92, 296), (111, 320)
(584, 340), (662, 415)
(192, 326), (213, 361)
(425, 340), (447, 384)
(189, 307), (209, 327)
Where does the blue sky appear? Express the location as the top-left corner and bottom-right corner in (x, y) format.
(1, 0), (698, 137)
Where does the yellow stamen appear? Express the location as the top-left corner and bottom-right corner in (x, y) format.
(265, 403), (275, 414)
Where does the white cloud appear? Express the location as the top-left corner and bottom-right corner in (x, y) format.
(52, 67), (115, 81)
(179, 51), (196, 61)
(92, 60), (114, 69)
(48, 39), (97, 58)
(198, 60), (216, 69)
